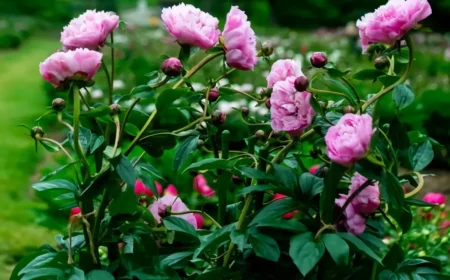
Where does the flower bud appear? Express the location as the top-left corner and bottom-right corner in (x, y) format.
(241, 107), (249, 116)
(265, 98), (271, 109)
(197, 139), (204, 148)
(310, 52), (328, 68)
(110, 104), (121, 115)
(260, 88), (271, 96)
(31, 126), (44, 140)
(161, 57), (183, 77)
(261, 42), (274, 56)
(255, 130), (266, 140)
(374, 56), (390, 70)
(208, 88), (220, 102)
(232, 175), (243, 185)
(343, 105), (355, 114)
(294, 76), (309, 92)
(212, 110), (226, 126)
(52, 98), (66, 111)
(319, 101), (327, 110)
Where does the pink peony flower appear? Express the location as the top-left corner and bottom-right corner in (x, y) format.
(336, 195), (367, 234)
(423, 192), (446, 205)
(39, 49), (102, 88)
(161, 3), (220, 49)
(149, 195), (197, 229)
(69, 207), (81, 220)
(222, 6), (258, 71)
(309, 164), (320, 175)
(356, 0), (432, 53)
(266, 59), (303, 88)
(61, 10), (119, 50)
(270, 76), (315, 136)
(194, 213), (204, 229)
(193, 174), (215, 197)
(164, 184), (178, 196)
(134, 180), (163, 197)
(325, 113), (374, 165)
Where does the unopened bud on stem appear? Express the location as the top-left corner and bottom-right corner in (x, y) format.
(110, 104), (121, 115)
(52, 98), (66, 111)
(208, 88), (220, 102)
(343, 105), (355, 114)
(32, 126), (44, 140)
(310, 52), (328, 68)
(294, 76), (309, 92)
(212, 110), (226, 126)
(261, 42), (274, 56)
(161, 57), (183, 77)
(374, 56), (390, 70)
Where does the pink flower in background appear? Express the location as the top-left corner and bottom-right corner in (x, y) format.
(194, 213), (204, 229)
(335, 173), (380, 235)
(164, 184), (178, 196)
(149, 195), (197, 229)
(309, 164), (320, 174)
(39, 49), (102, 88)
(357, 0), (432, 53)
(270, 76), (315, 136)
(61, 10), (119, 50)
(69, 207), (81, 220)
(441, 221), (450, 233)
(423, 192), (446, 205)
(161, 3), (220, 49)
(325, 114), (374, 165)
(222, 6), (258, 71)
(266, 59), (303, 88)
(134, 180), (163, 197)
(193, 174), (215, 197)
(272, 193), (299, 219)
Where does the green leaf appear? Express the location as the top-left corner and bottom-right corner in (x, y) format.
(40, 162), (78, 181)
(156, 88), (190, 111)
(300, 173), (323, 198)
(130, 85), (155, 96)
(230, 230), (248, 252)
(139, 172), (159, 198)
(116, 156), (137, 188)
(289, 232), (325, 276)
(338, 233), (383, 263)
(393, 84), (414, 110)
(405, 199), (434, 207)
(322, 76), (354, 98)
(310, 95), (326, 123)
(19, 252), (57, 275)
(379, 75), (401, 87)
(313, 111), (343, 135)
(161, 251), (194, 268)
(89, 134), (104, 154)
(183, 158), (230, 173)
(272, 163), (299, 191)
(193, 223), (235, 258)
(33, 179), (78, 193)
(218, 87), (236, 96)
(235, 184), (276, 196)
(163, 216), (199, 240)
(322, 233), (349, 266)
(21, 268), (64, 280)
(257, 219), (307, 233)
(378, 270), (398, 280)
(389, 117), (410, 151)
(86, 270), (114, 280)
(327, 68), (351, 78)
(234, 166), (276, 182)
(40, 140), (60, 152)
(353, 69), (385, 81)
(124, 123), (140, 136)
(173, 135), (199, 172)
(249, 197), (297, 227)
(109, 187), (137, 216)
(320, 162), (346, 223)
(81, 104), (111, 117)
(409, 141), (434, 171)
(138, 163), (165, 182)
(68, 127), (92, 154)
(249, 233), (280, 262)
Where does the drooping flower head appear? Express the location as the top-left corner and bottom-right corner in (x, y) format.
(266, 59), (303, 88)
(423, 192), (446, 205)
(134, 180), (163, 197)
(356, 0), (432, 53)
(222, 6), (258, 71)
(39, 49), (102, 88)
(325, 114), (374, 165)
(270, 76), (315, 136)
(161, 3), (220, 49)
(61, 10), (119, 50)
(149, 195), (197, 229)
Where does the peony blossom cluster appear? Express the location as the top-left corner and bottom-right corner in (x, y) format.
(149, 195), (197, 229)
(193, 174), (215, 197)
(61, 10), (119, 50)
(39, 49), (103, 88)
(335, 173), (380, 234)
(357, 0), (432, 53)
(270, 76), (315, 136)
(325, 113), (374, 165)
(266, 59), (303, 88)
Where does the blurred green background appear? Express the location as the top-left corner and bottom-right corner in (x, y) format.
(1, 0), (450, 278)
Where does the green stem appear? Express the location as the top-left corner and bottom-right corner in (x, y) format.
(219, 87), (265, 102)
(119, 98), (141, 142)
(214, 68), (236, 84)
(93, 188), (109, 246)
(112, 115), (120, 156)
(124, 110), (157, 156)
(72, 85), (91, 179)
(218, 131), (230, 226)
(341, 76), (360, 105)
(308, 87), (354, 105)
(361, 35), (413, 112)
(110, 32), (115, 105)
(102, 61), (113, 105)
(172, 116), (211, 134)
(255, 147), (268, 210)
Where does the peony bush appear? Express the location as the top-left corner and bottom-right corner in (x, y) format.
(11, 1), (450, 279)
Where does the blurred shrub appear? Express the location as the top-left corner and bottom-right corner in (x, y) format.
(0, 16), (37, 49)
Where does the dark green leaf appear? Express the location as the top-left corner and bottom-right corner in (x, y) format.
(378, 270), (398, 280)
(230, 230), (248, 252)
(193, 223), (235, 258)
(313, 111), (343, 135)
(234, 166), (276, 182)
(156, 88), (190, 111)
(338, 233), (383, 263)
(89, 134), (104, 154)
(235, 185), (276, 196)
(86, 270), (114, 280)
(249, 233), (280, 262)
(163, 216), (199, 240)
(322, 233), (349, 266)
(383, 244), (404, 271)
(161, 251), (194, 268)
(300, 173), (323, 197)
(249, 197), (297, 227)
(405, 199), (434, 207)
(393, 84), (414, 110)
(320, 162), (346, 223)
(173, 135), (199, 171)
(21, 268), (64, 280)
(272, 163), (299, 192)
(33, 179), (78, 193)
(124, 123), (140, 136)
(322, 76), (353, 97)
(409, 141), (434, 171)
(183, 158), (229, 173)
(353, 69), (385, 81)
(81, 105), (111, 117)
(138, 163), (166, 182)
(379, 75), (401, 87)
(327, 68), (351, 78)
(116, 156), (137, 188)
(68, 127), (92, 154)
(131, 85), (154, 96)
(389, 117), (410, 151)
(381, 170), (411, 232)
(218, 87), (236, 96)
(40, 162), (78, 181)
(19, 252), (57, 275)
(289, 232), (325, 276)
(257, 219), (307, 233)
(109, 187), (137, 216)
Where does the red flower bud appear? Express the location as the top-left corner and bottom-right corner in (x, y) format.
(294, 76), (309, 92)
(212, 110), (226, 126)
(310, 52), (328, 68)
(265, 98), (271, 108)
(208, 88), (220, 102)
(161, 57), (183, 77)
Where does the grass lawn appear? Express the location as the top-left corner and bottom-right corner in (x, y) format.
(0, 37), (60, 278)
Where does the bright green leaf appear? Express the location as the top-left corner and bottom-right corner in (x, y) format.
(249, 197), (297, 227)
(116, 156), (137, 188)
(86, 270), (114, 280)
